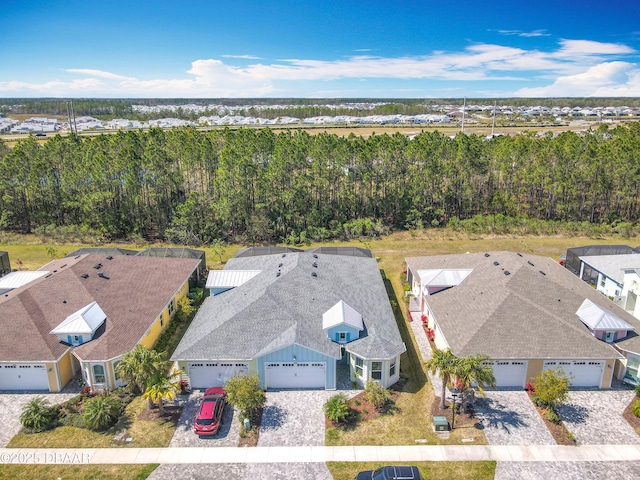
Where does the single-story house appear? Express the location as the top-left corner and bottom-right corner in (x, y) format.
(172, 247), (406, 390)
(0, 253), (202, 392)
(405, 251), (640, 389)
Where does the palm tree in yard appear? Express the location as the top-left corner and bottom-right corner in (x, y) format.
(454, 354), (496, 412)
(116, 345), (168, 394)
(425, 348), (459, 409)
(143, 370), (182, 414)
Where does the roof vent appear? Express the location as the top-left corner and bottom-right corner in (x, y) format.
(313, 262), (318, 267)
(282, 254), (286, 258)
(484, 253), (490, 257)
(493, 261), (499, 266)
(312, 272), (318, 277)
(93, 263), (102, 269)
(74, 255), (81, 259)
(53, 270), (57, 273)
(528, 261), (535, 266)
(45, 273), (53, 278)
(106, 256), (113, 260)
(81, 273), (89, 279)
(61, 264), (67, 268)
(539, 270), (546, 276)
(62, 300), (66, 304)
(98, 271), (104, 277)
(504, 271), (511, 276)
(276, 272), (281, 277)
(517, 253), (523, 257)
(278, 263), (283, 267)
(313, 254), (318, 258)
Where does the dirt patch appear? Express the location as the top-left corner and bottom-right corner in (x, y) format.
(526, 391), (576, 445)
(237, 406), (263, 448)
(137, 405), (182, 426)
(622, 396), (640, 434)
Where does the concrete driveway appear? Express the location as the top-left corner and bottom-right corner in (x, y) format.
(148, 462), (333, 480)
(0, 392), (78, 447)
(558, 390), (640, 445)
(168, 391), (240, 447)
(475, 391), (555, 445)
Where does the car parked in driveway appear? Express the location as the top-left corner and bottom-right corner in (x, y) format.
(194, 387), (226, 437)
(356, 466), (422, 480)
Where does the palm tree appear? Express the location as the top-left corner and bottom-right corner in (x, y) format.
(116, 345), (168, 394)
(323, 393), (351, 424)
(454, 354), (496, 413)
(142, 370), (182, 414)
(20, 397), (55, 433)
(82, 394), (122, 430)
(425, 348), (459, 409)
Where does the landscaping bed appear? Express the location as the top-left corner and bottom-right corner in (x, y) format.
(622, 396), (640, 436)
(237, 406), (263, 447)
(526, 390), (576, 445)
(431, 396), (478, 429)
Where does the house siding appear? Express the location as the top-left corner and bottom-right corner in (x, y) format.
(349, 354), (400, 389)
(56, 351), (74, 391)
(140, 279), (190, 349)
(526, 358), (543, 384)
(326, 324), (360, 343)
(257, 344), (336, 390)
(601, 359), (615, 388)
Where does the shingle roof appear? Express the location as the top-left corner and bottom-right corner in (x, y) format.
(576, 299), (635, 331)
(172, 251), (406, 362)
(0, 254), (200, 362)
(406, 252), (628, 360)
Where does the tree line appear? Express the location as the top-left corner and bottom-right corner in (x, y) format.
(1, 123), (639, 244)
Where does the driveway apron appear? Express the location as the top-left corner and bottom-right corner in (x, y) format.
(475, 391), (555, 445)
(558, 390), (640, 445)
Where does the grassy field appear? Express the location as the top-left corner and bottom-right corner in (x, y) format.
(0, 464), (157, 480)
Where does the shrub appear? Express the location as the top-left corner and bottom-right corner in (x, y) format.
(365, 380), (390, 410)
(633, 400), (640, 418)
(224, 374), (266, 419)
(531, 367), (569, 409)
(324, 393), (351, 424)
(635, 384), (640, 398)
(544, 408), (560, 424)
(82, 394), (122, 431)
(525, 382), (535, 393)
(20, 397), (57, 433)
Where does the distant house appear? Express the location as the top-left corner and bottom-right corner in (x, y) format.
(0, 251), (9, 279)
(406, 252), (636, 389)
(0, 253), (202, 392)
(172, 247), (406, 390)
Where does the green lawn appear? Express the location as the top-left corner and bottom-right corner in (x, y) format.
(327, 461), (496, 480)
(0, 464), (157, 480)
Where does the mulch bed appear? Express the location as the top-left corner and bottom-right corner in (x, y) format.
(431, 396), (477, 429)
(137, 404), (183, 426)
(237, 406), (263, 447)
(325, 390), (402, 429)
(525, 391), (575, 445)
(622, 396), (640, 433)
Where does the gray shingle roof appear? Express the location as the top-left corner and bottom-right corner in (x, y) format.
(579, 254), (640, 285)
(406, 252), (629, 360)
(172, 251), (406, 362)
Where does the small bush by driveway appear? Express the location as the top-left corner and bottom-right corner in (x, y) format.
(475, 391), (555, 445)
(0, 392), (78, 447)
(558, 390), (640, 445)
(168, 391), (240, 447)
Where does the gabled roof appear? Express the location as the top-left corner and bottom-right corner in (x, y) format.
(576, 299), (635, 331)
(173, 251), (406, 362)
(205, 270), (261, 289)
(322, 300), (364, 331)
(406, 252), (629, 359)
(50, 301), (106, 335)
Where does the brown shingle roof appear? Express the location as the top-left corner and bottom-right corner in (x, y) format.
(0, 254), (200, 362)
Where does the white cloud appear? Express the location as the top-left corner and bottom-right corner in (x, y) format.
(221, 54), (262, 60)
(497, 29), (550, 37)
(0, 39), (636, 97)
(513, 62), (640, 96)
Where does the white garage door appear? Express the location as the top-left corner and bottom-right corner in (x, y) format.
(543, 360), (603, 387)
(0, 364), (49, 390)
(486, 361), (528, 388)
(265, 362), (326, 389)
(188, 362), (248, 389)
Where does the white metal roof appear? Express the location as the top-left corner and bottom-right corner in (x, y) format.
(205, 270), (261, 289)
(50, 301), (106, 335)
(0, 271), (50, 290)
(417, 269), (473, 288)
(322, 300), (364, 331)
(576, 298), (635, 331)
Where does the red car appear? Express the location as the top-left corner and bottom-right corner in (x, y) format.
(194, 387), (226, 436)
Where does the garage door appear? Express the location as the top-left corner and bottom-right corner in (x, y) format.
(265, 362), (326, 389)
(0, 364), (49, 391)
(486, 361), (527, 388)
(543, 360), (603, 387)
(188, 362), (248, 389)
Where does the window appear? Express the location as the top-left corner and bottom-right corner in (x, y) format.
(339, 332), (347, 341)
(355, 357), (363, 377)
(114, 361), (121, 381)
(93, 364), (105, 383)
(168, 300), (175, 316)
(600, 276), (606, 288)
(160, 316), (164, 327)
(371, 361), (382, 380)
(626, 356), (640, 383)
(389, 361), (396, 377)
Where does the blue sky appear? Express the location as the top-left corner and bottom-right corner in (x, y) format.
(1, 0), (639, 98)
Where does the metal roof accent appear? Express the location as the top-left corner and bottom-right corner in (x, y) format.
(50, 301), (106, 335)
(322, 300), (364, 331)
(205, 270), (261, 289)
(416, 268), (473, 288)
(576, 298), (635, 331)
(0, 271), (50, 290)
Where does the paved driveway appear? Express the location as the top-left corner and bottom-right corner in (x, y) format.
(168, 391), (240, 448)
(475, 391), (555, 445)
(0, 392), (78, 447)
(496, 461), (640, 480)
(148, 462), (333, 480)
(558, 390), (640, 445)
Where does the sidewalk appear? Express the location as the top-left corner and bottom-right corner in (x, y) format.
(2, 444), (640, 465)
